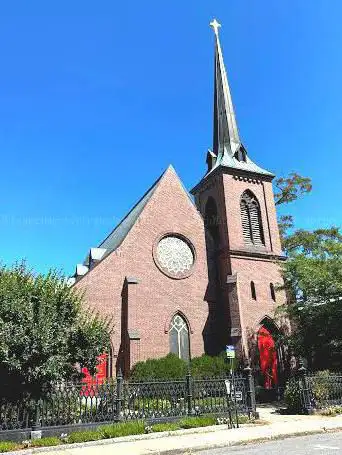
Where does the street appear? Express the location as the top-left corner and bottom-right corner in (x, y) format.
(197, 432), (342, 454)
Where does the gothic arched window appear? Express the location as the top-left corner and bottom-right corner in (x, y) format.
(240, 191), (265, 246)
(169, 313), (190, 361)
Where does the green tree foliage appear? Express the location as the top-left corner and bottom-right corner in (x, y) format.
(273, 173), (342, 370)
(280, 227), (342, 369)
(274, 172), (312, 244)
(0, 263), (111, 398)
(274, 172), (312, 206)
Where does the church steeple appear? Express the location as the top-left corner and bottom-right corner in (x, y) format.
(207, 19), (273, 177)
(211, 19), (241, 160)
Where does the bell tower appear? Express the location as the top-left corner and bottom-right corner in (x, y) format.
(191, 20), (287, 363)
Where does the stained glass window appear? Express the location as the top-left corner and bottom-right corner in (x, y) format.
(169, 314), (190, 361)
(156, 236), (194, 276)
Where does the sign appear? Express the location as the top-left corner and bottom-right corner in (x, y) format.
(230, 328), (241, 337)
(224, 379), (231, 395)
(226, 345), (236, 359)
(232, 391), (243, 402)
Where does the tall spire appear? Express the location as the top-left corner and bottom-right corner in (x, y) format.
(210, 19), (241, 159)
(207, 19), (273, 177)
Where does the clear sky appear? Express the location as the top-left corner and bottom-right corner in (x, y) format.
(0, 0), (341, 276)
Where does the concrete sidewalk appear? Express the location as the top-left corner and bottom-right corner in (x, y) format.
(11, 408), (342, 455)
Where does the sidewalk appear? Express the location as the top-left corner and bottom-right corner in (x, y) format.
(11, 407), (342, 455)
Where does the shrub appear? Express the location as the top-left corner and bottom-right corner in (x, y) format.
(178, 416), (216, 429)
(0, 441), (19, 453)
(98, 420), (145, 438)
(284, 378), (302, 412)
(311, 370), (331, 407)
(319, 406), (342, 416)
(31, 437), (61, 447)
(130, 352), (239, 381)
(130, 354), (187, 380)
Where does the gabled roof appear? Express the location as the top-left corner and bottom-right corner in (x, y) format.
(95, 173), (162, 259)
(76, 166), (196, 275)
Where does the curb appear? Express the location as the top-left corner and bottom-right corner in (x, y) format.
(152, 426), (342, 455)
(5, 424), (235, 455)
(6, 422), (342, 455)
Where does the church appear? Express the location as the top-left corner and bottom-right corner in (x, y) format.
(70, 20), (287, 382)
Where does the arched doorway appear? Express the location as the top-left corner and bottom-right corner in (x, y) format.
(257, 325), (278, 390)
(256, 317), (286, 398)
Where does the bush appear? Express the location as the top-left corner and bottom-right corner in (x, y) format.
(130, 354), (187, 380)
(191, 354), (229, 378)
(0, 441), (19, 453)
(130, 353), (238, 381)
(311, 370), (331, 406)
(319, 406), (342, 417)
(284, 378), (302, 412)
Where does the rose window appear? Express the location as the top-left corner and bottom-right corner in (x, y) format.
(156, 236), (194, 277)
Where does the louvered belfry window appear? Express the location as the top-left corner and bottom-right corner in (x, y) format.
(240, 191), (265, 246)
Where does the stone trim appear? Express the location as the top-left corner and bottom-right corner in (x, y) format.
(229, 249), (287, 261)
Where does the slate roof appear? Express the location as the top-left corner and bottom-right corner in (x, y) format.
(209, 149), (274, 177)
(87, 172), (162, 262)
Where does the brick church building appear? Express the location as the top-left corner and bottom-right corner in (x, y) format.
(70, 20), (287, 383)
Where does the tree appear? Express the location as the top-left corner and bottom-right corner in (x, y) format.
(0, 263), (111, 398)
(274, 172), (312, 245)
(279, 227), (342, 369)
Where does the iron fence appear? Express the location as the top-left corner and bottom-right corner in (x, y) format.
(294, 363), (342, 413)
(306, 372), (342, 409)
(0, 370), (255, 433)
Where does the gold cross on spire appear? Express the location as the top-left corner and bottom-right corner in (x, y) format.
(210, 18), (221, 36)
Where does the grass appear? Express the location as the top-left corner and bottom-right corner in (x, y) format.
(0, 441), (19, 453)
(150, 422), (181, 432)
(67, 429), (102, 444)
(98, 420), (146, 439)
(0, 414), (254, 451)
(178, 415), (217, 429)
(31, 437), (61, 447)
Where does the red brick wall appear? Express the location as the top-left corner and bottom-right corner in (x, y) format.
(74, 166), (209, 375)
(192, 168), (286, 360)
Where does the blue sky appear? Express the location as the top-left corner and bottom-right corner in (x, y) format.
(0, 0), (341, 275)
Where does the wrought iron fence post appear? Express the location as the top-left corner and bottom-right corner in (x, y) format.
(244, 363), (257, 418)
(116, 369), (123, 421)
(298, 359), (314, 414)
(30, 398), (43, 439)
(186, 369), (193, 416)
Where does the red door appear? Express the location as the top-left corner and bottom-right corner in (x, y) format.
(257, 326), (278, 389)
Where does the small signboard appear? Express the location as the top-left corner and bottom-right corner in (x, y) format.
(224, 379), (231, 395)
(225, 344), (236, 359)
(232, 391), (243, 402)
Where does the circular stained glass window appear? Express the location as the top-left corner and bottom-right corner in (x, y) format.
(156, 235), (195, 277)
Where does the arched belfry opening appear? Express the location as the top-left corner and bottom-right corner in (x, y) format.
(240, 190), (265, 247)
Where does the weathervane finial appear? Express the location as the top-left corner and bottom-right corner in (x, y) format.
(210, 18), (221, 36)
